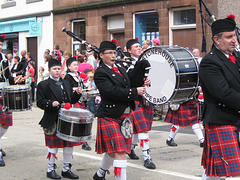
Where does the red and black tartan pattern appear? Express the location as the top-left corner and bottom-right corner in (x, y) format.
(0, 98), (12, 126)
(202, 123), (240, 177)
(164, 99), (199, 127)
(95, 113), (132, 154)
(130, 101), (154, 134)
(73, 101), (85, 109)
(45, 133), (83, 148)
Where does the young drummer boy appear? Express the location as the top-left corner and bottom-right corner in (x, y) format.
(37, 58), (82, 179)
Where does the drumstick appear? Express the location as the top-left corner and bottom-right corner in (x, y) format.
(14, 75), (22, 84)
(0, 65), (10, 75)
(82, 88), (89, 91)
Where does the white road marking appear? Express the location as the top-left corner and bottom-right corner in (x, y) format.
(70, 151), (201, 180)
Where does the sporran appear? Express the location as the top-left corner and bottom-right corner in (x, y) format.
(121, 116), (133, 139)
(43, 122), (56, 135)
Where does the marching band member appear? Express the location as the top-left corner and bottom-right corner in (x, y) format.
(0, 34), (24, 167)
(126, 39), (156, 169)
(37, 58), (81, 179)
(64, 57), (85, 109)
(200, 15), (240, 179)
(164, 99), (204, 147)
(93, 41), (146, 180)
(64, 57), (92, 151)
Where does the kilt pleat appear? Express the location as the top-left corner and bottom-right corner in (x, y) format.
(0, 99), (12, 126)
(45, 133), (83, 148)
(202, 123), (240, 177)
(164, 99), (199, 127)
(130, 101), (154, 133)
(95, 113), (132, 154)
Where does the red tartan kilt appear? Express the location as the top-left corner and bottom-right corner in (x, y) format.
(95, 113), (132, 154)
(73, 102), (85, 109)
(45, 133), (83, 148)
(164, 99), (199, 127)
(130, 101), (154, 133)
(202, 123), (240, 177)
(0, 99), (12, 126)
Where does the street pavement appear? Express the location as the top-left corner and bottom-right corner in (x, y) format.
(0, 104), (206, 180)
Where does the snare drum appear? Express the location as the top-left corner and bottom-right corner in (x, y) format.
(0, 81), (9, 90)
(81, 90), (100, 101)
(140, 46), (199, 105)
(2, 85), (32, 111)
(56, 108), (94, 142)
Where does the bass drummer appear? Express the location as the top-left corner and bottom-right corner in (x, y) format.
(36, 58), (81, 179)
(126, 39), (156, 169)
(0, 34), (24, 167)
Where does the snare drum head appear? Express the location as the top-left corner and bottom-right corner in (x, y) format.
(59, 107), (93, 120)
(3, 85), (30, 91)
(140, 47), (176, 105)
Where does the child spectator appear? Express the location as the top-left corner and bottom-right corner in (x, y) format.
(25, 72), (32, 86)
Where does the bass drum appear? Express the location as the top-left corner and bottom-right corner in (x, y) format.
(140, 46), (199, 105)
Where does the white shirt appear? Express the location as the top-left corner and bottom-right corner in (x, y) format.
(87, 55), (97, 70)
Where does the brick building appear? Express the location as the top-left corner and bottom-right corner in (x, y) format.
(52, 0), (220, 56)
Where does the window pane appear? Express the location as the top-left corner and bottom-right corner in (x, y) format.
(135, 12), (159, 46)
(173, 9), (196, 25)
(73, 21), (86, 41)
(73, 21), (86, 55)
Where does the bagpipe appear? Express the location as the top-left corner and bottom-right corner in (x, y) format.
(62, 27), (151, 87)
(199, 0), (240, 48)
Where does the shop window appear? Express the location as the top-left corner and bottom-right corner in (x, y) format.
(134, 11), (159, 46)
(72, 19), (86, 56)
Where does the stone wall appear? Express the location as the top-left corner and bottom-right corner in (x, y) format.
(53, 0), (222, 54)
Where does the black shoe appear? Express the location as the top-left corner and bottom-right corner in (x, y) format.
(47, 170), (61, 179)
(93, 169), (109, 180)
(128, 149), (139, 160)
(0, 149), (6, 157)
(62, 170), (79, 179)
(82, 142), (91, 151)
(200, 142), (204, 148)
(0, 154), (5, 167)
(93, 172), (106, 180)
(166, 138), (177, 146)
(144, 158), (156, 169)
